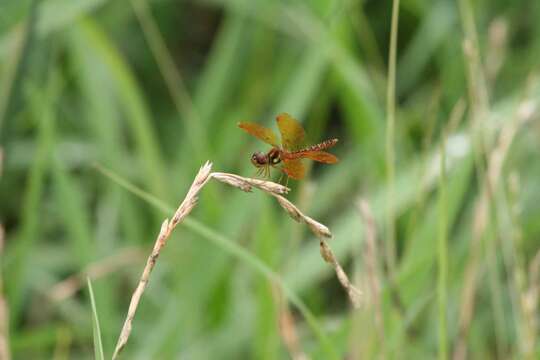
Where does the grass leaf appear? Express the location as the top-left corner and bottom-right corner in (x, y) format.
(87, 277), (105, 360)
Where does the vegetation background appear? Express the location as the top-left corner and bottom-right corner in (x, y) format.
(1, 0), (539, 359)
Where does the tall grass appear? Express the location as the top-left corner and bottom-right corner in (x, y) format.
(1, 0), (539, 358)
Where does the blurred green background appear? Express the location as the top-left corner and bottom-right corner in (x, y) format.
(1, 0), (540, 358)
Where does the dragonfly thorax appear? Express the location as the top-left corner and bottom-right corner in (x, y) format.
(267, 148), (281, 165)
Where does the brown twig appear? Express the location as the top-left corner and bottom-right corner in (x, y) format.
(112, 162), (359, 358)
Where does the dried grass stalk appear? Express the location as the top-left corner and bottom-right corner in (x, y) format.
(112, 162), (212, 359)
(271, 194), (331, 238)
(319, 240), (362, 308)
(112, 162), (360, 357)
(521, 249), (540, 356)
(273, 284), (310, 360)
(211, 172), (289, 195)
(213, 171), (360, 307)
(454, 94), (537, 360)
(269, 193), (361, 308)
(358, 199), (384, 340)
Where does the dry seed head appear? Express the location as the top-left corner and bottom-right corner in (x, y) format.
(211, 172), (289, 195)
(273, 194), (332, 238)
(319, 240), (333, 263)
(211, 172), (253, 192)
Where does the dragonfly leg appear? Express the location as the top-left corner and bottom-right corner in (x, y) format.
(254, 167), (263, 178)
(277, 165), (289, 185)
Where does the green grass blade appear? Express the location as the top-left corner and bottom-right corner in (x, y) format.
(87, 278), (105, 360)
(0, 0), (108, 59)
(385, 0), (400, 276)
(6, 83), (56, 324)
(76, 19), (168, 200)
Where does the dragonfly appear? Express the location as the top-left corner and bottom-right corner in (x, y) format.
(238, 113), (339, 181)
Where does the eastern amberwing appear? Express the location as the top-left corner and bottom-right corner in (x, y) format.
(238, 113), (339, 181)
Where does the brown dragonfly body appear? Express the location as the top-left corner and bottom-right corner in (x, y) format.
(238, 114), (339, 180)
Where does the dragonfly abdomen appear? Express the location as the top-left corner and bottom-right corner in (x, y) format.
(282, 138), (338, 159)
(307, 138), (338, 151)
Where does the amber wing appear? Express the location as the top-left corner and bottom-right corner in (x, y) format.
(237, 122), (279, 147)
(300, 151), (338, 164)
(282, 159), (306, 180)
(276, 113), (305, 151)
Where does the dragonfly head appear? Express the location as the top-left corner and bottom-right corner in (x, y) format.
(251, 152), (268, 167)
